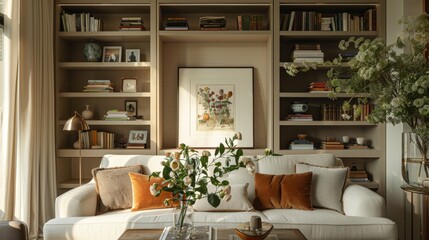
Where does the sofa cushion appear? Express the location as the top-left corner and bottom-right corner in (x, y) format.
(129, 172), (174, 211)
(92, 165), (144, 214)
(296, 163), (348, 213)
(193, 183), (254, 212)
(253, 173), (283, 210)
(280, 172), (313, 210)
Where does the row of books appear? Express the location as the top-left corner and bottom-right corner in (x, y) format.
(321, 104), (373, 121)
(83, 80), (114, 92)
(119, 17), (145, 31)
(292, 50), (324, 63)
(348, 170), (370, 182)
(308, 81), (329, 93)
(165, 17), (189, 30)
(237, 15), (264, 30)
(281, 9), (376, 31)
(61, 12), (103, 32)
(81, 130), (115, 149)
(321, 141), (345, 150)
(200, 16), (226, 30)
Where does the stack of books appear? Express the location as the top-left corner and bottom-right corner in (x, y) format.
(119, 17), (145, 31)
(104, 110), (129, 121)
(83, 80), (114, 92)
(321, 141), (345, 149)
(292, 44), (324, 63)
(347, 144), (370, 150)
(348, 170), (370, 182)
(199, 16), (227, 30)
(164, 18), (189, 30)
(237, 15), (263, 30)
(289, 139), (314, 150)
(60, 12), (103, 32)
(80, 130), (115, 149)
(308, 81), (329, 93)
(287, 114), (313, 121)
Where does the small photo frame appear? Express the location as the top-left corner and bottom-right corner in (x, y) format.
(126, 49), (140, 62)
(125, 100), (137, 117)
(128, 130), (147, 144)
(103, 46), (122, 62)
(122, 78), (137, 92)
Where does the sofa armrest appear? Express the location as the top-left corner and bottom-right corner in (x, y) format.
(55, 183), (97, 218)
(342, 184), (386, 217)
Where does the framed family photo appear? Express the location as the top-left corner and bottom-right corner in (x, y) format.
(128, 130), (147, 144)
(125, 100), (137, 117)
(126, 49), (140, 62)
(103, 46), (122, 62)
(122, 78), (137, 93)
(178, 67), (254, 148)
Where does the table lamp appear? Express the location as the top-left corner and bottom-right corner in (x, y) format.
(63, 111), (90, 185)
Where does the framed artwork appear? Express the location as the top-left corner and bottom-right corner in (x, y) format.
(102, 46), (122, 62)
(178, 67), (254, 148)
(125, 100), (137, 117)
(128, 130), (147, 144)
(126, 49), (140, 62)
(122, 78), (137, 92)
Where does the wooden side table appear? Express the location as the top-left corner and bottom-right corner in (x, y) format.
(401, 184), (429, 240)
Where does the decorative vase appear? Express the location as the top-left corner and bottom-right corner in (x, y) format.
(81, 105), (93, 119)
(83, 39), (101, 62)
(402, 132), (429, 187)
(173, 200), (194, 238)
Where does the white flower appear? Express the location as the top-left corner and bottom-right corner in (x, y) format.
(170, 159), (180, 171)
(234, 132), (242, 140)
(246, 161), (256, 174)
(169, 171), (176, 178)
(184, 161), (194, 171)
(223, 185), (231, 195)
(202, 150), (211, 157)
(391, 97), (401, 108)
(150, 183), (158, 196)
(184, 176), (192, 186)
(223, 194), (232, 202)
(168, 183), (174, 188)
(240, 157), (252, 165)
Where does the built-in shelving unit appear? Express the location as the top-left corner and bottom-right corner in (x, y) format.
(273, 0), (386, 196)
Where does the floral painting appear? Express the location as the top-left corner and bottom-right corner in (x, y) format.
(197, 85), (234, 130)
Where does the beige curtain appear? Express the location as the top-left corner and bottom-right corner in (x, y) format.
(0, 0), (56, 239)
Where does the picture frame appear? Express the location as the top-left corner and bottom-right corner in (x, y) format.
(102, 46), (122, 62)
(122, 78), (137, 93)
(125, 100), (137, 117)
(128, 130), (147, 144)
(178, 67), (254, 148)
(126, 49), (140, 62)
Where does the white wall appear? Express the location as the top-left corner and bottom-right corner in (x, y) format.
(386, 1), (422, 239)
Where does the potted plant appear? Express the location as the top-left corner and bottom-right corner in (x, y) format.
(285, 14), (429, 187)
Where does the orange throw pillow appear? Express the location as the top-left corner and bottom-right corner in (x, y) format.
(280, 172), (313, 210)
(253, 173), (284, 210)
(129, 172), (174, 211)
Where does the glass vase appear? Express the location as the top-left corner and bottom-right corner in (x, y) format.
(172, 200), (194, 239)
(402, 132), (429, 187)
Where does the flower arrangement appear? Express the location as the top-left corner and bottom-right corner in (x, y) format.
(285, 14), (429, 184)
(149, 132), (275, 231)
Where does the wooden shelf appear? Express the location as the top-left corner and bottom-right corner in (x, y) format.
(280, 121), (376, 126)
(59, 92), (150, 98)
(277, 149), (381, 158)
(58, 178), (92, 189)
(280, 31), (378, 39)
(279, 92), (369, 98)
(58, 31), (151, 42)
(159, 30), (271, 42)
(58, 148), (153, 158)
(58, 119), (151, 125)
(58, 62), (150, 70)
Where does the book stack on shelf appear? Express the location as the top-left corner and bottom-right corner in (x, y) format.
(104, 110), (130, 121)
(287, 113), (313, 121)
(60, 12), (103, 32)
(83, 80), (114, 92)
(281, 9), (376, 31)
(200, 16), (226, 30)
(321, 140), (345, 150)
(119, 17), (145, 31)
(289, 138), (314, 150)
(321, 104), (341, 121)
(347, 144), (370, 150)
(308, 81), (329, 93)
(237, 15), (263, 30)
(292, 44), (324, 63)
(164, 18), (189, 30)
(348, 170), (370, 182)
(80, 130), (115, 149)
(126, 143), (146, 149)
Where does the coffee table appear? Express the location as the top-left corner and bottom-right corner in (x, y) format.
(118, 227), (307, 240)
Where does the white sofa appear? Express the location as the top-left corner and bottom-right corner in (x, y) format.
(43, 154), (397, 240)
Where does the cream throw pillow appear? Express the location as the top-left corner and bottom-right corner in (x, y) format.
(295, 163), (348, 213)
(193, 183), (254, 212)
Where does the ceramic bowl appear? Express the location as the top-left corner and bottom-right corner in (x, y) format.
(234, 222), (273, 240)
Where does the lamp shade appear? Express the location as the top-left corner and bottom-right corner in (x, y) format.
(63, 111), (90, 131)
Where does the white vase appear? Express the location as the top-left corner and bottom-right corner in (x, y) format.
(81, 105), (93, 119)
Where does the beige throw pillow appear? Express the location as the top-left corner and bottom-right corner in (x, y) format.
(193, 183), (254, 212)
(92, 165), (144, 214)
(295, 163), (348, 213)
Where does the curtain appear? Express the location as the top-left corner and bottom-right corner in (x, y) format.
(0, 0), (56, 239)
